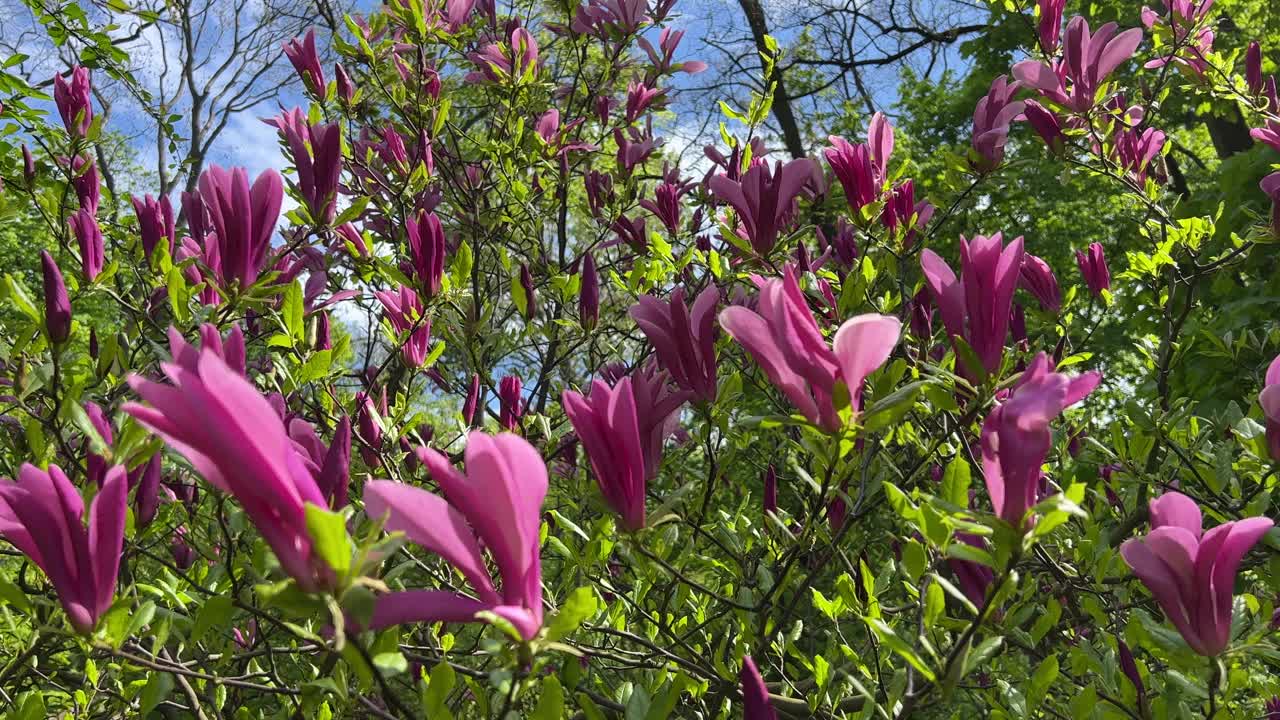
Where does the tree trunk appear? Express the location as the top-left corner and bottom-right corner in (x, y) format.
(735, 0), (807, 159)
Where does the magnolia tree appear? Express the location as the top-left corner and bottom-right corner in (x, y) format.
(0, 0), (1278, 717)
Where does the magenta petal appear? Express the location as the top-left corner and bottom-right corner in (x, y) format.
(88, 465), (127, 619)
(367, 590), (491, 631)
(740, 656), (778, 720)
(1206, 517), (1274, 654)
(832, 314), (901, 412)
(1121, 538), (1207, 654)
(364, 480), (497, 602)
(1148, 492), (1202, 537)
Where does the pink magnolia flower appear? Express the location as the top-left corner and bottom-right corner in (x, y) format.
(1253, 119), (1280, 153)
(283, 31), (327, 99)
(1019, 254), (1061, 314)
(363, 432), (547, 641)
(1120, 492), (1273, 655)
(1012, 17), (1143, 113)
(266, 110), (342, 224)
(708, 158), (817, 256)
(68, 208), (104, 281)
(1023, 100), (1066, 154)
(374, 285), (432, 368)
(123, 329), (335, 591)
(71, 155), (99, 214)
(53, 66), (94, 137)
(1112, 126), (1166, 186)
(40, 250), (71, 344)
(196, 165), (284, 289)
(637, 27), (707, 77)
(920, 233), (1025, 377)
(1036, 0), (1066, 53)
(562, 368), (687, 531)
(881, 180), (934, 247)
(625, 81), (665, 123)
(1075, 242), (1111, 298)
(467, 27), (539, 83)
(970, 75), (1024, 173)
(825, 112), (893, 214)
(638, 164), (696, 235)
(719, 268), (902, 431)
(499, 374), (523, 431)
(980, 352), (1101, 528)
(740, 656), (778, 720)
(1261, 172), (1280, 239)
(630, 285), (719, 403)
(0, 463), (126, 633)
(131, 194), (176, 262)
(1258, 354), (1280, 461)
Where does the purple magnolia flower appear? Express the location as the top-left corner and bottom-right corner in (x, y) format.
(131, 194), (176, 262)
(1261, 172), (1280, 239)
(708, 158), (817, 256)
(375, 285), (432, 368)
(580, 253), (600, 331)
(362, 432), (547, 641)
(1075, 242), (1111, 298)
(41, 250), (71, 344)
(817, 219), (859, 271)
(53, 66), (93, 138)
(1258, 354), (1280, 461)
(130, 453), (162, 528)
(519, 263), (537, 319)
(638, 164), (695, 235)
(614, 125), (662, 174)
(562, 370), (687, 531)
(0, 463), (126, 633)
(1112, 126), (1166, 185)
(68, 209), (104, 281)
(881, 180), (934, 247)
(739, 656), (778, 720)
(335, 63), (355, 103)
(970, 75), (1025, 174)
(21, 145), (35, 186)
(467, 27), (539, 83)
(1245, 42), (1263, 96)
(949, 532), (996, 606)
(1023, 100), (1066, 154)
(1120, 492), (1274, 655)
(499, 374), (523, 431)
(920, 233), (1025, 377)
(356, 388), (386, 465)
(197, 165), (284, 289)
(1266, 697), (1280, 720)
(630, 286), (719, 403)
(1116, 639), (1146, 708)
(283, 31), (327, 99)
(1037, 0), (1066, 52)
(71, 155), (99, 214)
(612, 214), (648, 251)
(719, 268), (902, 431)
(287, 415), (352, 509)
(463, 373), (481, 426)
(84, 401), (114, 487)
(1254, 119), (1280, 153)
(1012, 17), (1143, 113)
(267, 111), (342, 224)
(123, 329), (335, 591)
(625, 81), (665, 123)
(981, 352), (1101, 528)
(825, 112), (893, 214)
(1019, 254), (1061, 313)
(637, 27), (707, 76)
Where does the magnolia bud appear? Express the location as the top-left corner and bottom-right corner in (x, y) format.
(40, 250), (71, 344)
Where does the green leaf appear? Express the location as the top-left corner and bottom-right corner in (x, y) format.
(531, 676), (565, 720)
(940, 457), (971, 508)
(924, 581), (946, 630)
(1026, 656), (1059, 711)
(138, 670), (174, 715)
(544, 587), (598, 641)
(305, 503), (352, 576)
(421, 662), (456, 718)
(863, 617), (935, 681)
(282, 281), (305, 340)
(191, 595), (234, 645)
